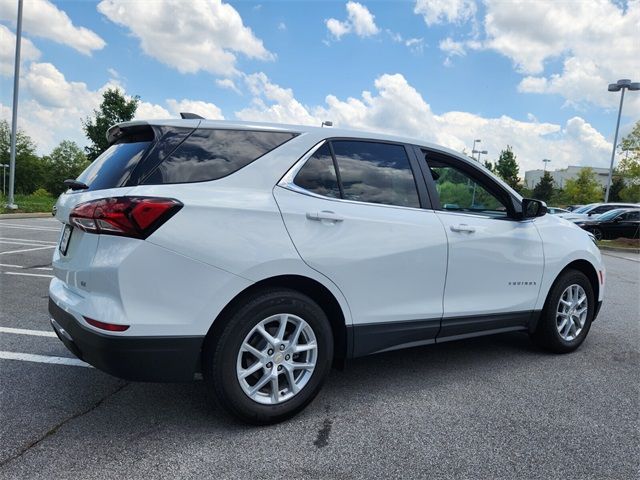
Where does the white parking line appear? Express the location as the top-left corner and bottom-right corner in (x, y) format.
(0, 237), (57, 245)
(0, 245), (56, 255)
(0, 240), (55, 247)
(0, 326), (57, 338)
(3, 271), (54, 278)
(0, 351), (91, 368)
(0, 263), (53, 270)
(0, 223), (59, 232)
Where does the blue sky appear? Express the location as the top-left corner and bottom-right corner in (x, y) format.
(0, 0), (638, 173)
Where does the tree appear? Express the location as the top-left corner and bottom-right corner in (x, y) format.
(0, 120), (46, 195)
(494, 146), (520, 191)
(532, 171), (554, 202)
(563, 168), (602, 204)
(82, 88), (139, 161)
(616, 120), (640, 202)
(43, 141), (90, 195)
(607, 175), (625, 202)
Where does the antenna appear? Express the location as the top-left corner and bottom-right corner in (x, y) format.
(180, 112), (204, 119)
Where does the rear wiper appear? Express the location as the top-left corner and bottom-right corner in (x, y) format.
(63, 179), (89, 191)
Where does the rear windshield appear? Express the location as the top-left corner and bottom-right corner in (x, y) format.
(141, 129), (296, 184)
(76, 140), (152, 191)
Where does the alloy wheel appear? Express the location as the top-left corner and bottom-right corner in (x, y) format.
(236, 314), (317, 405)
(556, 284), (588, 341)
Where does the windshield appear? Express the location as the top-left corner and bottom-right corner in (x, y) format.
(573, 204), (595, 214)
(597, 209), (625, 221)
(75, 140), (152, 191)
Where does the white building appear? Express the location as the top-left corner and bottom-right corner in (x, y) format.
(524, 166), (610, 189)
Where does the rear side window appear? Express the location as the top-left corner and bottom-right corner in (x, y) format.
(331, 141), (420, 208)
(143, 129), (296, 184)
(76, 140), (152, 191)
(293, 144), (340, 198)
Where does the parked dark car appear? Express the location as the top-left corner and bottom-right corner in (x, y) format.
(574, 208), (640, 240)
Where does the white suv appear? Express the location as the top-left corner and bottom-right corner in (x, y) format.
(49, 118), (605, 423)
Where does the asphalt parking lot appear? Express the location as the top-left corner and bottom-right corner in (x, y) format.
(0, 217), (638, 480)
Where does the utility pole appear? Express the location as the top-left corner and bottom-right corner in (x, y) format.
(6, 0), (24, 210)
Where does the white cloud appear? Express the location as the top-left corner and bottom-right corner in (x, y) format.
(0, 0), (105, 55)
(326, 1), (380, 40)
(166, 99), (224, 119)
(278, 22), (287, 31)
(1, 63), (113, 152)
(484, 0), (640, 110)
(414, 0), (477, 25)
(97, 0), (274, 76)
(216, 78), (241, 94)
(0, 62), (224, 153)
(439, 37), (466, 65)
(0, 24), (40, 76)
(405, 38), (425, 55)
(236, 72), (613, 173)
(236, 73), (317, 124)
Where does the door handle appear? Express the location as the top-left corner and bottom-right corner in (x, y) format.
(306, 211), (344, 223)
(450, 224), (475, 233)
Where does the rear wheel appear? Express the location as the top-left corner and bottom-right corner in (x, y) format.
(203, 289), (333, 424)
(531, 269), (594, 353)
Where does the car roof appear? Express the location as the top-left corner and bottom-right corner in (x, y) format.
(114, 118), (464, 158)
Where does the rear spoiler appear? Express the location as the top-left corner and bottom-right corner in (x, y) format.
(106, 113), (204, 145)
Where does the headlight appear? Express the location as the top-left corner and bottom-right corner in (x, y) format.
(587, 232), (597, 245)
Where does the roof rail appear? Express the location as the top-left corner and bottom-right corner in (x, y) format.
(180, 112), (204, 119)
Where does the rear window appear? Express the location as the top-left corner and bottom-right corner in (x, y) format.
(142, 129), (296, 184)
(293, 144), (340, 198)
(75, 140), (152, 191)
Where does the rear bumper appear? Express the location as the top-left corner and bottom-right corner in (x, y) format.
(48, 297), (203, 382)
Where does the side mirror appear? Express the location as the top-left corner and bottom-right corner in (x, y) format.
(522, 198), (547, 219)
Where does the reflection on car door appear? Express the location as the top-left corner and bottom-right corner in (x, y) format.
(419, 149), (544, 339)
(275, 140), (448, 356)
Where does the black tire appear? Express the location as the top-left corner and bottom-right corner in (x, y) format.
(591, 227), (603, 241)
(530, 269), (595, 353)
(203, 288), (333, 424)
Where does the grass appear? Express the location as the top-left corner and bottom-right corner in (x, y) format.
(598, 238), (640, 250)
(0, 193), (56, 214)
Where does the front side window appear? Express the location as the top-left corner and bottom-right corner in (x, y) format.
(591, 205), (615, 214)
(143, 129), (296, 184)
(621, 211), (640, 221)
(425, 155), (509, 217)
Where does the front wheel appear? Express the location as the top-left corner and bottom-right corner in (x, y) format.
(530, 269), (595, 353)
(203, 288), (333, 424)
(591, 227), (603, 241)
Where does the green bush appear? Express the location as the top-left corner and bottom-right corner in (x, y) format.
(32, 188), (51, 197)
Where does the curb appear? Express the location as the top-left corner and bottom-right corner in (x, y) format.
(0, 212), (53, 219)
(599, 245), (640, 254)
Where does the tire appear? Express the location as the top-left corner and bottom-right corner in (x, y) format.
(591, 227), (603, 241)
(203, 288), (333, 424)
(530, 269), (595, 354)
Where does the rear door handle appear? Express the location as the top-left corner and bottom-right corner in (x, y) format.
(450, 224), (475, 233)
(306, 211), (344, 223)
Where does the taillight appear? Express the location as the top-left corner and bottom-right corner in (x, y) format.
(69, 197), (182, 239)
(84, 317), (130, 332)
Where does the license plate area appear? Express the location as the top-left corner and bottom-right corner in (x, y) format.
(59, 224), (73, 256)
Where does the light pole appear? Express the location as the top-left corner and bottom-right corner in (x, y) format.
(604, 79), (639, 202)
(6, 0), (23, 209)
(471, 139), (481, 158)
(0, 164), (7, 196)
(473, 149), (488, 163)
(543, 158), (551, 172)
